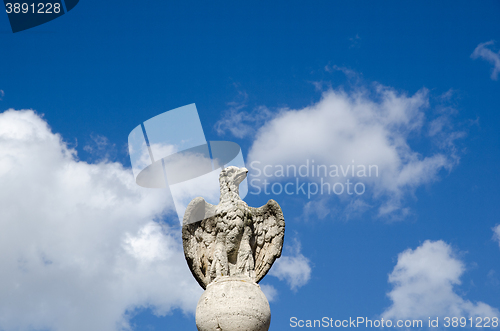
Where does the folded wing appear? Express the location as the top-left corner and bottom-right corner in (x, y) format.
(250, 199), (285, 283)
(182, 197), (218, 289)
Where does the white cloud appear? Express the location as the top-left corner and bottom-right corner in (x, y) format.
(487, 270), (500, 288)
(0, 90), (4, 100)
(0, 109), (202, 331)
(269, 238), (311, 291)
(259, 284), (278, 302)
(247, 85), (462, 217)
(83, 133), (117, 161)
(215, 87), (274, 139)
(302, 199), (332, 221)
(216, 105), (273, 139)
(382, 240), (499, 320)
(348, 34), (361, 49)
(324, 64), (358, 79)
(493, 224), (500, 248)
(471, 40), (500, 80)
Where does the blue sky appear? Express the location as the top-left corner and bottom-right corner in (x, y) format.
(1, 1), (500, 330)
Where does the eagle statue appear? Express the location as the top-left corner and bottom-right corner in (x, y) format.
(182, 166), (285, 289)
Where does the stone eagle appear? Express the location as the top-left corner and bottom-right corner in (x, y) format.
(182, 166), (285, 289)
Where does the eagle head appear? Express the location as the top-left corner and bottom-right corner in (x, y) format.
(219, 166), (248, 188)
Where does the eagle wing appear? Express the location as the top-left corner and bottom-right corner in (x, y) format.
(250, 199), (285, 283)
(182, 197), (218, 289)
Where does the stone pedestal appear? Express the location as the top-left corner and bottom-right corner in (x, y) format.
(196, 276), (271, 331)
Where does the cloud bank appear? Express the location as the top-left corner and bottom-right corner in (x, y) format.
(471, 40), (500, 80)
(0, 109), (202, 331)
(240, 85), (463, 217)
(382, 240), (499, 320)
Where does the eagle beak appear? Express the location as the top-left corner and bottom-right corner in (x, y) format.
(234, 167), (249, 186)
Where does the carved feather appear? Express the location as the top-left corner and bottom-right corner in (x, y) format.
(249, 199), (285, 283)
(182, 197), (217, 289)
(181, 167), (285, 289)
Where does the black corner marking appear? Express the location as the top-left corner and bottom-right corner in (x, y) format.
(63, 0), (77, 12)
(3, 0), (79, 33)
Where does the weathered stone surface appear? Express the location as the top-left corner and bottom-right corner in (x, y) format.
(182, 166), (285, 331)
(196, 275), (271, 331)
(182, 166), (285, 289)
